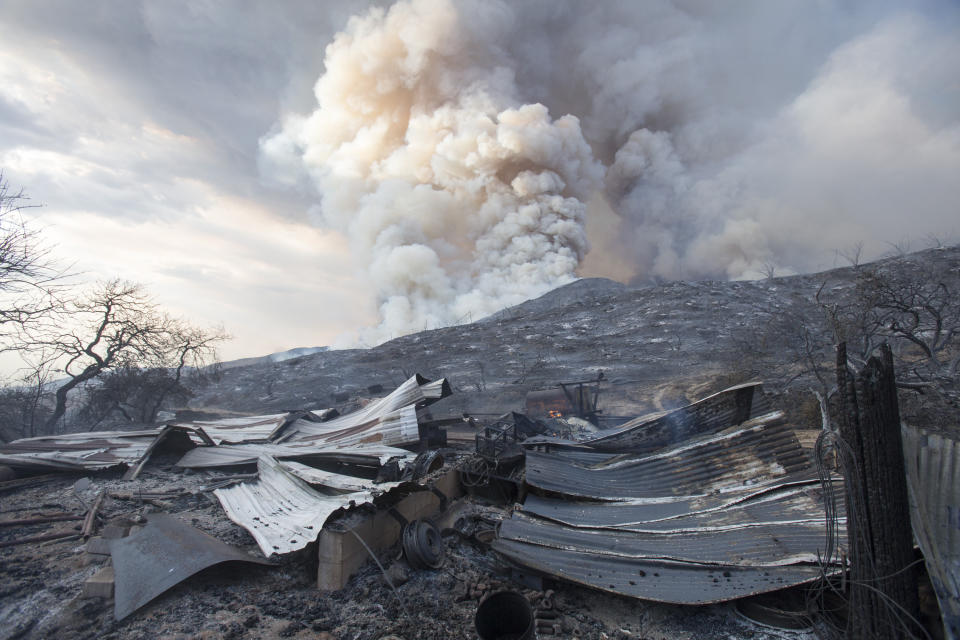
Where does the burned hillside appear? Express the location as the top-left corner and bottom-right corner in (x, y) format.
(188, 246), (960, 428)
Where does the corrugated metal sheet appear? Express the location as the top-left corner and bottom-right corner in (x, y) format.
(170, 413), (291, 444)
(491, 538), (828, 605)
(496, 398), (841, 606)
(525, 412), (812, 501)
(501, 510), (834, 566)
(279, 460), (400, 493)
(579, 382), (767, 453)
(521, 481), (840, 532)
(902, 425), (960, 640)
(176, 442), (415, 468)
(0, 427), (208, 472)
(284, 374), (451, 447)
(214, 454), (378, 556)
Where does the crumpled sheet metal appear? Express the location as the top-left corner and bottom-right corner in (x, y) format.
(0, 427), (208, 473)
(502, 508), (833, 567)
(521, 481), (841, 533)
(110, 513), (273, 621)
(279, 460), (400, 493)
(525, 412), (810, 501)
(578, 381), (767, 453)
(170, 413), (291, 444)
(213, 454), (378, 556)
(176, 441), (415, 468)
(497, 403), (842, 605)
(902, 425), (960, 640)
(283, 374), (451, 447)
(492, 538), (828, 606)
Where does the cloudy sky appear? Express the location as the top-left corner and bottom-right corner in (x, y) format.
(1, 0), (958, 367)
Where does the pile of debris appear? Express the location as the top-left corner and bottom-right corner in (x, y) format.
(0, 372), (952, 639)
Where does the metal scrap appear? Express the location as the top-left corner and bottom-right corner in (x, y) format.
(0, 426), (210, 474)
(281, 375), (451, 447)
(176, 441), (416, 469)
(495, 392), (844, 606)
(109, 513), (274, 621)
(545, 381), (767, 453)
(902, 425), (960, 640)
(213, 454), (380, 556)
(524, 412), (810, 501)
(170, 413), (292, 444)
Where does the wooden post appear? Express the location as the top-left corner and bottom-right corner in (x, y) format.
(836, 343), (920, 639)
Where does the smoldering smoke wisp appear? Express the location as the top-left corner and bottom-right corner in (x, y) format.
(261, 0), (960, 345)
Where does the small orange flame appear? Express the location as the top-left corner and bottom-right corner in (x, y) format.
(548, 410), (563, 418)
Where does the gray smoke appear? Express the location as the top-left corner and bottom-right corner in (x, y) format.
(261, 0), (960, 342)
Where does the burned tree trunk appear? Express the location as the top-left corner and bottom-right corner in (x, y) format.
(835, 342), (920, 639)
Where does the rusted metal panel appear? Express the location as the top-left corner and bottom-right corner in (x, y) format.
(525, 413), (811, 501)
(902, 425), (960, 640)
(580, 382), (766, 452)
(110, 513), (273, 621)
(492, 538), (829, 605)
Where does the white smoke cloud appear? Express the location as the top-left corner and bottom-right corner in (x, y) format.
(262, 0), (960, 342)
(261, 0), (601, 343)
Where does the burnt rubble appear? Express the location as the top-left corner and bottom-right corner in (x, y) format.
(0, 370), (954, 640)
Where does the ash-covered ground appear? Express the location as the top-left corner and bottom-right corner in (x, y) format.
(0, 457), (823, 640)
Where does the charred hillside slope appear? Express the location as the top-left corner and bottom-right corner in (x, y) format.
(190, 246), (960, 429)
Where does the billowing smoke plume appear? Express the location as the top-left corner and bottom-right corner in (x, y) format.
(261, 0), (601, 343)
(262, 0), (960, 342)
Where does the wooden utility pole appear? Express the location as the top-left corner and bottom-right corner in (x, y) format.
(835, 343), (920, 639)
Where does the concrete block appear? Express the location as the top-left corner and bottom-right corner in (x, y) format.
(83, 566), (115, 599)
(317, 468), (461, 591)
(101, 524), (130, 539)
(85, 537), (111, 556)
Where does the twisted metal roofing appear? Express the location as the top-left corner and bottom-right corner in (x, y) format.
(524, 412), (811, 501)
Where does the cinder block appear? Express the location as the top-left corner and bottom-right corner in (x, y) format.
(85, 537), (111, 556)
(101, 524), (130, 539)
(83, 566), (115, 599)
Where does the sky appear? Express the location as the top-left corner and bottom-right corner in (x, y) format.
(1, 0), (958, 369)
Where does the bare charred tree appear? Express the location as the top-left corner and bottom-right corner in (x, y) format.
(0, 172), (65, 349)
(818, 252), (960, 393)
(24, 280), (227, 432)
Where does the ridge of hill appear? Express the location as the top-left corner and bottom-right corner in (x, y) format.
(190, 246), (960, 426)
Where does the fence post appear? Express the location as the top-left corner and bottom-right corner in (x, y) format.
(835, 342), (920, 639)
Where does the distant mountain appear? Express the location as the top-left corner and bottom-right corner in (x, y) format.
(219, 346), (329, 370)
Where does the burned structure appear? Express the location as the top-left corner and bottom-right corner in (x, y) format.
(0, 367), (954, 640)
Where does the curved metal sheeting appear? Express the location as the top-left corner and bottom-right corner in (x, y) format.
(525, 415), (811, 501)
(492, 538), (828, 606)
(902, 426), (960, 640)
(110, 513), (273, 621)
(214, 454), (376, 556)
(176, 442), (414, 468)
(580, 382), (768, 453)
(283, 374), (450, 447)
(521, 481), (840, 532)
(501, 511), (833, 567)
(170, 414), (291, 444)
